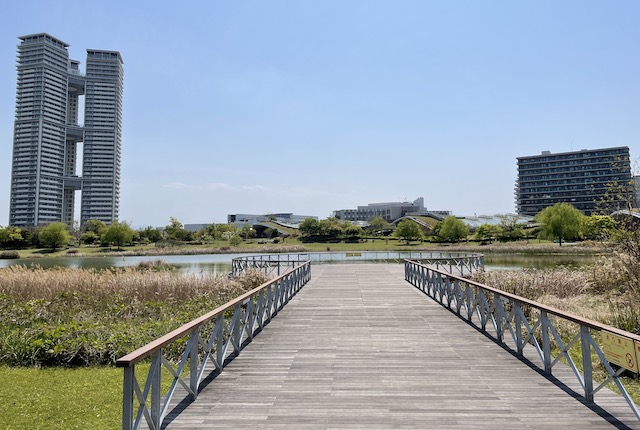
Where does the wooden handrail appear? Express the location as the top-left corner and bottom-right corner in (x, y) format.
(116, 264), (307, 367)
(407, 260), (640, 342)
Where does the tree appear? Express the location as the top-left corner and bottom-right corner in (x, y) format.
(192, 229), (212, 244)
(212, 224), (235, 240)
(343, 224), (362, 242)
(394, 219), (423, 244)
(263, 227), (275, 239)
(474, 223), (498, 242)
(221, 231), (235, 241)
(39, 222), (71, 251)
(80, 231), (100, 245)
(139, 226), (163, 243)
(165, 217), (185, 240)
(239, 225), (257, 239)
(595, 157), (635, 214)
(535, 203), (584, 246)
(320, 218), (343, 239)
(103, 221), (135, 249)
(438, 216), (469, 243)
(582, 215), (617, 241)
(0, 226), (26, 249)
(299, 218), (321, 237)
(229, 234), (242, 246)
(498, 214), (524, 241)
(83, 219), (107, 236)
(368, 216), (390, 235)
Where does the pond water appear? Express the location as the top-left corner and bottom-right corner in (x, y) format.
(0, 251), (598, 274)
(0, 253), (240, 275)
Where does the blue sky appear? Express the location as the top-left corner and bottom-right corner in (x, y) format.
(1, 1), (638, 228)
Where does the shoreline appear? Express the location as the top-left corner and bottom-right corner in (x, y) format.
(0, 240), (607, 260)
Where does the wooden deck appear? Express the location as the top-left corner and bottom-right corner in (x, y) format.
(163, 264), (640, 429)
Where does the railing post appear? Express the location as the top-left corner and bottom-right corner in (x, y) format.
(273, 280), (281, 312)
(151, 350), (162, 428)
(581, 325), (594, 402)
(494, 293), (503, 343)
(216, 317), (225, 367)
(232, 303), (242, 353)
(190, 328), (200, 400)
(515, 304), (523, 355)
(541, 311), (552, 375)
(122, 366), (134, 430)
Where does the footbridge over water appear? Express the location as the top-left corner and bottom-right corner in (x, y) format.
(117, 254), (640, 429)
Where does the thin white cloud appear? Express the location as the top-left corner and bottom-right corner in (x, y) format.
(162, 182), (202, 190)
(207, 182), (236, 191)
(241, 185), (272, 192)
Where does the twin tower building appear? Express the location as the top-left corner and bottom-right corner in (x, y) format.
(9, 33), (123, 227)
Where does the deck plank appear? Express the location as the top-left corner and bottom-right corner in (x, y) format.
(164, 264), (639, 429)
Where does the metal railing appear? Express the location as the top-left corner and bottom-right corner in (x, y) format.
(116, 262), (311, 430)
(233, 251), (484, 278)
(404, 260), (640, 422)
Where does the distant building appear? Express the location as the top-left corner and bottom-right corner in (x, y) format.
(227, 213), (316, 228)
(515, 147), (632, 216)
(9, 33), (124, 227)
(183, 224), (210, 232)
(333, 197), (450, 222)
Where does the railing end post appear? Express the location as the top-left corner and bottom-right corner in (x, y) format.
(581, 325), (594, 402)
(541, 311), (552, 375)
(122, 365), (134, 430)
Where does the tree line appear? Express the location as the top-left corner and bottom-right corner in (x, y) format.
(0, 202), (628, 251)
(0, 216), (279, 251)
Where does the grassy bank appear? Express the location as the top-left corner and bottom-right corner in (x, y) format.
(7, 242), (308, 258)
(2, 238), (606, 259)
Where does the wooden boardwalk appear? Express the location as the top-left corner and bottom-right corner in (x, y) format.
(163, 264), (640, 429)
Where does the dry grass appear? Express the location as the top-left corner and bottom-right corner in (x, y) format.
(433, 241), (604, 255)
(0, 265), (269, 366)
(472, 255), (640, 334)
(0, 264), (245, 301)
(474, 267), (594, 300)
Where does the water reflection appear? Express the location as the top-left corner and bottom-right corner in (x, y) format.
(0, 254), (240, 275)
(0, 251), (597, 274)
(483, 253), (596, 271)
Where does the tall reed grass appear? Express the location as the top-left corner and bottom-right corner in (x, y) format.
(473, 255), (640, 335)
(0, 265), (268, 367)
(433, 242), (604, 255)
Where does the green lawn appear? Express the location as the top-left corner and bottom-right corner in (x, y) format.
(0, 366), (121, 429)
